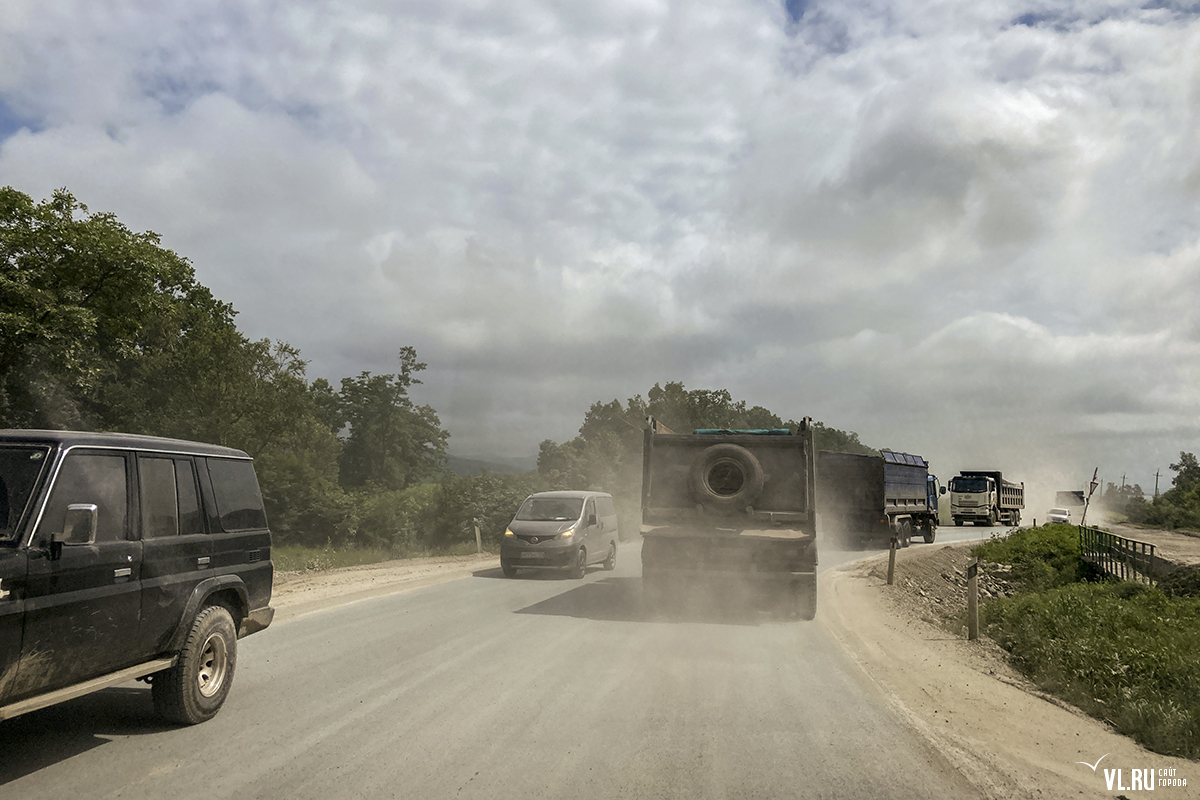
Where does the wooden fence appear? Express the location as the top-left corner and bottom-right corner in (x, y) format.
(1078, 525), (1157, 586)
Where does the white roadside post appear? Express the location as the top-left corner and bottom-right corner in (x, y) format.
(474, 518), (482, 554)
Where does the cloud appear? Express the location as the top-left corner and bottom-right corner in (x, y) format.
(1, 0), (1198, 488)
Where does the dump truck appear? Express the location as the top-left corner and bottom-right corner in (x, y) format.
(640, 417), (818, 619)
(949, 470), (1025, 526)
(816, 450), (942, 547)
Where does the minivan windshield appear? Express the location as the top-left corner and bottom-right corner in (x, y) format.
(0, 445), (53, 541)
(515, 497), (583, 522)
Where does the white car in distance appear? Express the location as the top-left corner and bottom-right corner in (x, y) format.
(1046, 507), (1073, 525)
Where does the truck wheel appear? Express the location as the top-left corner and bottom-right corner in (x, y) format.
(795, 576), (817, 621)
(501, 560), (518, 578)
(602, 542), (617, 571)
(1011, 511), (1020, 527)
(954, 519), (963, 527)
(922, 523), (936, 544)
(899, 520), (912, 547)
(690, 444), (765, 511)
(152, 605), (237, 725)
(568, 547), (587, 579)
(986, 511), (995, 527)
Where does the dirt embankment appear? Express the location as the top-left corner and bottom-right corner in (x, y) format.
(818, 543), (1197, 800)
(272, 553), (500, 622)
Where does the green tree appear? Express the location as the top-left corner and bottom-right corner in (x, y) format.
(338, 347), (449, 491)
(0, 186), (227, 429)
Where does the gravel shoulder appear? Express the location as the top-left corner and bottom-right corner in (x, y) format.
(818, 541), (1196, 799)
(271, 552), (500, 622)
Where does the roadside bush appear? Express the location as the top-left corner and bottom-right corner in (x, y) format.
(973, 524), (1083, 591)
(983, 582), (1200, 759)
(1159, 565), (1200, 599)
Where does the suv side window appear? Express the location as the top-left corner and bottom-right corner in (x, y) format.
(206, 458), (267, 531)
(139, 456), (205, 537)
(41, 452), (128, 542)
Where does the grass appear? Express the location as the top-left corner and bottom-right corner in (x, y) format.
(273, 542), (494, 572)
(973, 524), (1200, 760)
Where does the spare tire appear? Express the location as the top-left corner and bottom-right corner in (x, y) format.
(690, 443), (765, 511)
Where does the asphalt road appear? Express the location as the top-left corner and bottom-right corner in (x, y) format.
(1, 528), (995, 800)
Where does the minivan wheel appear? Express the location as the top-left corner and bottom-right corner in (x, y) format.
(602, 543), (616, 571)
(152, 605), (237, 725)
(501, 560), (518, 578)
(569, 547), (587, 579)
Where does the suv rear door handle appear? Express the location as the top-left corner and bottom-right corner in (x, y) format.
(114, 567), (132, 580)
(197, 556), (210, 568)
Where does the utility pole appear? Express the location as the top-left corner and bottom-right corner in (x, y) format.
(1154, 470), (1160, 498)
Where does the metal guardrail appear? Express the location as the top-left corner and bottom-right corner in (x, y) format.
(1078, 525), (1157, 586)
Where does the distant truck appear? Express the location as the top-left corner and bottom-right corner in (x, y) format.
(816, 450), (942, 547)
(640, 417), (818, 619)
(949, 470), (1025, 527)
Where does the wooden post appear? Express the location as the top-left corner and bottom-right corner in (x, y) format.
(474, 518), (482, 554)
(887, 537), (897, 585)
(967, 560), (979, 641)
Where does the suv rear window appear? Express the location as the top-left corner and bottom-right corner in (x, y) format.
(206, 458), (267, 531)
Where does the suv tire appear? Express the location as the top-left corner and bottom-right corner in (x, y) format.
(153, 605), (238, 725)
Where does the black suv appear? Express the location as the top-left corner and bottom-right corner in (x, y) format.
(0, 430), (274, 725)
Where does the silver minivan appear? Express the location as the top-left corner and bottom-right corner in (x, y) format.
(500, 491), (618, 578)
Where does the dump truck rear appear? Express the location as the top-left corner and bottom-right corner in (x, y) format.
(639, 417), (818, 619)
(816, 450), (942, 546)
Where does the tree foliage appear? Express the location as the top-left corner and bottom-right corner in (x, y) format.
(337, 347), (448, 492)
(1126, 452), (1200, 530)
(0, 186), (466, 550)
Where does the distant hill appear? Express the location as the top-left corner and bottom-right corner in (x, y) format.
(446, 454), (537, 477)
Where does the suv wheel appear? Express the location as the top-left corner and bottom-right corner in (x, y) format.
(153, 605), (237, 725)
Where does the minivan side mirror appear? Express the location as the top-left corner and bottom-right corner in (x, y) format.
(939, 486), (946, 495)
(588, 513), (598, 527)
(62, 503), (98, 545)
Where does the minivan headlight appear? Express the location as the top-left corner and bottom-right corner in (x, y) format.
(504, 528), (514, 537)
(561, 528), (574, 538)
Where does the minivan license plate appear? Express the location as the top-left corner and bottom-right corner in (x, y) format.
(520, 552), (545, 559)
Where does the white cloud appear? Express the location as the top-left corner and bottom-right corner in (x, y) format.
(1, 0), (1199, 487)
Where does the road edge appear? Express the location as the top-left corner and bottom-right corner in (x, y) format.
(817, 545), (1195, 799)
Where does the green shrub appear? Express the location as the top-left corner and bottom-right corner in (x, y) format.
(973, 523), (1084, 591)
(983, 582), (1200, 759)
(1159, 565), (1200, 599)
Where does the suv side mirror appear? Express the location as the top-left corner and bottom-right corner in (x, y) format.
(62, 503), (98, 545)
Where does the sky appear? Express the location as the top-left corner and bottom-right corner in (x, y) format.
(1, 0), (1198, 506)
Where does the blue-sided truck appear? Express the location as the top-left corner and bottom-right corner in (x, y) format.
(640, 418), (818, 620)
(816, 450), (942, 547)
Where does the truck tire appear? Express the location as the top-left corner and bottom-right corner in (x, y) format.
(1011, 511), (1020, 527)
(898, 520), (912, 547)
(690, 444), (765, 511)
(795, 576), (816, 621)
(922, 523), (936, 544)
(152, 605), (237, 725)
(954, 518), (963, 527)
